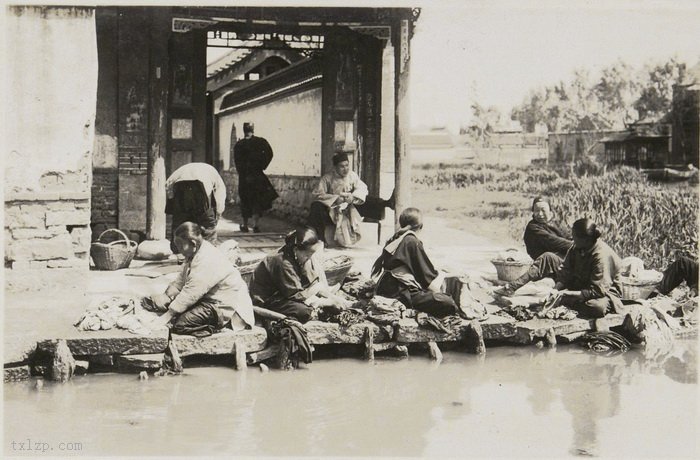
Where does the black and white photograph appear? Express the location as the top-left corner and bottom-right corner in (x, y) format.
(3, 0), (699, 458)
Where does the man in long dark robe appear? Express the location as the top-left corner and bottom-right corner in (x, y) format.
(372, 211), (457, 318)
(233, 122), (278, 233)
(496, 197), (573, 295)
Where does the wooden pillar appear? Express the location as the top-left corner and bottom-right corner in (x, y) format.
(392, 19), (412, 229)
(146, 9), (170, 240)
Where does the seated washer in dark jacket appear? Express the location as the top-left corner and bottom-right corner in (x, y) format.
(500, 197), (573, 294)
(372, 207), (457, 318)
(248, 227), (337, 323)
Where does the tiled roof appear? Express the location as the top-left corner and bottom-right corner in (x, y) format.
(207, 48), (253, 78)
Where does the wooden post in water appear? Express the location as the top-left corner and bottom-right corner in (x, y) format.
(364, 326), (375, 361)
(233, 338), (247, 371)
(392, 18), (412, 229)
(146, 9), (170, 241)
(465, 320), (486, 355)
(427, 341), (443, 362)
(51, 340), (76, 382)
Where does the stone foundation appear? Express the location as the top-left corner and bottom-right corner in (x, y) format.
(221, 170), (318, 225)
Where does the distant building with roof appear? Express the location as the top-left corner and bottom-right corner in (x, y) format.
(549, 61), (700, 168)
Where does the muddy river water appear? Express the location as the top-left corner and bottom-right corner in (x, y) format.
(5, 339), (697, 457)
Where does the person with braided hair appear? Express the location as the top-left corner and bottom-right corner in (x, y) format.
(371, 207), (458, 318)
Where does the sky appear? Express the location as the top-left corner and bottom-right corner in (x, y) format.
(409, 0), (700, 131)
(206, 0), (700, 132)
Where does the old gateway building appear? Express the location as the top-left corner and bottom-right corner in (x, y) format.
(5, 6), (418, 291)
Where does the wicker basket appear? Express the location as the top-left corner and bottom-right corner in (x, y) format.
(237, 254), (354, 287)
(90, 229), (138, 271)
(325, 255), (354, 286)
(237, 257), (261, 286)
(491, 249), (531, 282)
(619, 274), (662, 300)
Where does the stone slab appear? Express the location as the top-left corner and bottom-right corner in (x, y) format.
(304, 321), (391, 345)
(88, 355), (115, 366)
(4, 365), (31, 382)
(4, 339), (38, 366)
(117, 353), (164, 372)
(36, 329), (170, 356)
(510, 314), (625, 344)
(396, 315), (517, 343)
(172, 326), (267, 357)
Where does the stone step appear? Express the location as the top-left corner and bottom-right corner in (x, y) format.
(37, 329), (170, 356)
(117, 353), (164, 372)
(4, 365), (30, 382)
(510, 314), (625, 344)
(172, 326), (267, 357)
(396, 315), (516, 343)
(304, 321), (392, 345)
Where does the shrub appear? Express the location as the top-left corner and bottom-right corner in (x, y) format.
(413, 164), (698, 270)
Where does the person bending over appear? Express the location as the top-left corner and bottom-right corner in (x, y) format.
(149, 222), (255, 336)
(165, 162), (226, 253)
(371, 207), (457, 318)
(248, 227), (349, 323)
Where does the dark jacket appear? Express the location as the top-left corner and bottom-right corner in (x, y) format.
(558, 239), (622, 301)
(523, 219), (573, 260)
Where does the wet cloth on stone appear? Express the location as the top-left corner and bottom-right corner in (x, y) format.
(75, 295), (157, 335)
(341, 274), (377, 300)
(268, 318), (313, 365)
(441, 276), (489, 321)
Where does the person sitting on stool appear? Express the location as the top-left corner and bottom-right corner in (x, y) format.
(308, 152), (368, 247)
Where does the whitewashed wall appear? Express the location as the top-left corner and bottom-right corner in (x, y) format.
(5, 6), (97, 290)
(217, 87), (322, 176)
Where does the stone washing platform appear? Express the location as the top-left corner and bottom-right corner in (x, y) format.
(5, 313), (628, 382)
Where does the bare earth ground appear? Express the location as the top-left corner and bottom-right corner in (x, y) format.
(413, 187), (529, 247)
(4, 192), (521, 365)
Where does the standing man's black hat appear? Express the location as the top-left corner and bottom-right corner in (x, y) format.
(243, 122), (254, 134)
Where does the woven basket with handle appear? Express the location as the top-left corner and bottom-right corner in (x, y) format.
(491, 248), (531, 282)
(618, 275), (662, 300)
(237, 254), (354, 287)
(90, 229), (138, 271)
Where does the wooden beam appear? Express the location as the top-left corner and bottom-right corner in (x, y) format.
(392, 19), (411, 229)
(247, 344), (279, 365)
(146, 8), (171, 240)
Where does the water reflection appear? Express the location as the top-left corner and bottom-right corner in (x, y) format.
(3, 339), (697, 457)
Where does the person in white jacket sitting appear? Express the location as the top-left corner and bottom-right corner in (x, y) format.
(307, 152), (368, 247)
(149, 222), (255, 336)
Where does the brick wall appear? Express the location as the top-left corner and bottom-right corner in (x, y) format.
(221, 170), (318, 225)
(5, 190), (91, 270)
(91, 168), (118, 231)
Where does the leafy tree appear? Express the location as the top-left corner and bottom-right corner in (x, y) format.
(511, 58), (689, 133)
(633, 58), (687, 120)
(468, 101), (502, 145)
